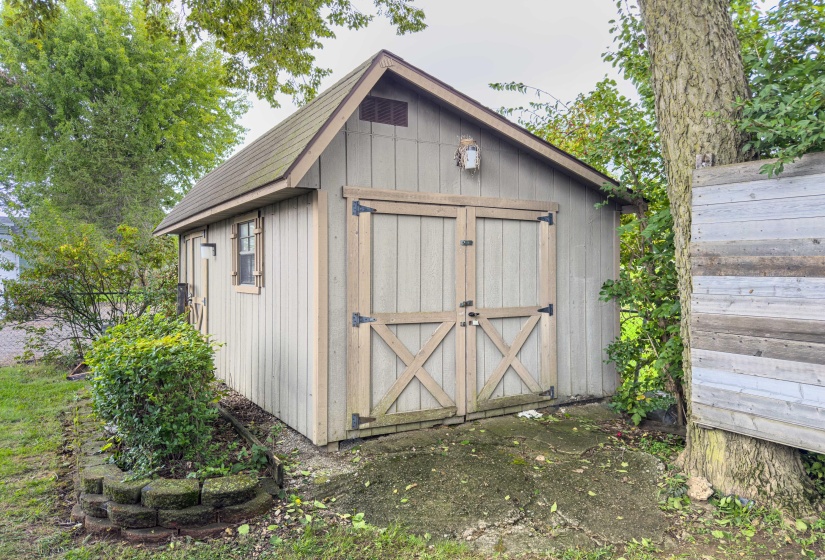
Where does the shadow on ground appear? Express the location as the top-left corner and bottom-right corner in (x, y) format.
(313, 404), (669, 555)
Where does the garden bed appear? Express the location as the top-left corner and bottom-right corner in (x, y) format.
(72, 397), (279, 542)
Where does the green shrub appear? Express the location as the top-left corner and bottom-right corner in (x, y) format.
(87, 314), (218, 474)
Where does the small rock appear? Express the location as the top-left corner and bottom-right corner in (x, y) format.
(535, 455), (546, 462)
(686, 476), (713, 501)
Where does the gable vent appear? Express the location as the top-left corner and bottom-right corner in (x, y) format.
(359, 96), (408, 127)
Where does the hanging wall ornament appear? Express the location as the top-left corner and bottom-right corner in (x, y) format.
(454, 136), (480, 171)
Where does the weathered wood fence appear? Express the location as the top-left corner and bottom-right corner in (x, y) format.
(690, 152), (825, 454)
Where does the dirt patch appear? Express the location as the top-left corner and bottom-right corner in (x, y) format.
(312, 406), (670, 554)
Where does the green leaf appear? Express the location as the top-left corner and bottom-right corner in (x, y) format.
(550, 502), (557, 512)
(313, 500), (327, 509)
(795, 519), (808, 531)
(237, 524), (250, 535)
(711, 530), (724, 539)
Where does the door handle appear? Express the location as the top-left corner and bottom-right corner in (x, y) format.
(468, 312), (479, 317)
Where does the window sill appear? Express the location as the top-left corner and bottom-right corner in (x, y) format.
(234, 284), (261, 295)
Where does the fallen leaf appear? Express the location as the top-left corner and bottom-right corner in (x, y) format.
(400, 498), (409, 503)
(313, 500), (327, 509)
(621, 462), (629, 467)
(573, 469), (584, 474)
(405, 483), (418, 491)
(364, 481), (370, 487)
(550, 502), (557, 512)
(505, 495), (510, 500)
(588, 491), (596, 496)
(238, 524), (250, 535)
(512, 441), (520, 445)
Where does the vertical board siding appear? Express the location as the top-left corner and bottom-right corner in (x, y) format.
(205, 194), (316, 441)
(200, 75), (620, 445)
(690, 154), (825, 454)
(323, 76), (619, 441)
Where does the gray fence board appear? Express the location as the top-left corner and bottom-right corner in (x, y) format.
(690, 154), (825, 453)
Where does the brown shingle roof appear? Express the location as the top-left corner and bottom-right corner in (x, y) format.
(156, 55), (376, 232)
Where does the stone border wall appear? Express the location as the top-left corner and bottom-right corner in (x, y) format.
(71, 400), (275, 543)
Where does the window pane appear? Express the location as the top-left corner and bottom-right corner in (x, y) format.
(239, 253), (255, 285)
(248, 235), (255, 251)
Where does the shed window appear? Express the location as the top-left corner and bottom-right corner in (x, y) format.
(231, 212), (263, 294)
(238, 220), (255, 285)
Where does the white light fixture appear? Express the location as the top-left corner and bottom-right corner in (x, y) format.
(201, 243), (217, 258)
(455, 136), (481, 171)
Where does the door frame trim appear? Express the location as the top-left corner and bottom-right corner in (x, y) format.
(343, 186), (559, 212)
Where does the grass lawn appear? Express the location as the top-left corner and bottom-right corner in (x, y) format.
(1, 365), (823, 560)
(0, 365), (83, 558)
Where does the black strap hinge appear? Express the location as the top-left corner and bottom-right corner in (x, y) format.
(352, 312), (376, 327)
(352, 413), (376, 430)
(459, 300), (473, 308)
(538, 304), (554, 316)
(460, 239), (473, 246)
(352, 200), (376, 216)
(537, 213), (554, 225)
(539, 386), (556, 398)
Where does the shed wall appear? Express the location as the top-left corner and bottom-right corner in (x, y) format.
(690, 153), (825, 454)
(322, 77), (620, 442)
(205, 194), (316, 440)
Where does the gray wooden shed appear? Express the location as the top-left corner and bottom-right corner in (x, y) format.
(156, 50), (626, 447)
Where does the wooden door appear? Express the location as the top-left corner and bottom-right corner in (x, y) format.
(183, 231), (208, 335)
(349, 200), (463, 429)
(348, 196), (556, 430)
(466, 207), (557, 412)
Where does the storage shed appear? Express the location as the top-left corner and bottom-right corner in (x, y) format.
(156, 50), (627, 447)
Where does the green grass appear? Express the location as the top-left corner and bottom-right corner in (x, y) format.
(1, 365), (823, 560)
(0, 365), (84, 559)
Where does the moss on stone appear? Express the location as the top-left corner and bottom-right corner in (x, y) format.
(103, 476), (152, 504)
(107, 502), (157, 529)
(80, 464), (123, 494)
(201, 474), (258, 507)
(157, 505), (216, 528)
(218, 489), (274, 524)
(141, 478), (200, 509)
(80, 493), (110, 518)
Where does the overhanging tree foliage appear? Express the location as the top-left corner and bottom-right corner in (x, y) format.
(6, 0), (426, 106)
(492, 79), (682, 425)
(0, 0), (248, 232)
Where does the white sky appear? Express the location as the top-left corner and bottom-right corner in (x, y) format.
(235, 0), (638, 153)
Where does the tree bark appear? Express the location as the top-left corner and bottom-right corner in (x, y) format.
(638, 0), (818, 515)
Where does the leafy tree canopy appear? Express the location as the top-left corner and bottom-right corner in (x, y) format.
(605, 0), (825, 176)
(6, 0), (426, 106)
(0, 0), (248, 232)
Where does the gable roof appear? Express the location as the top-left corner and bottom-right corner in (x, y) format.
(156, 50), (624, 235)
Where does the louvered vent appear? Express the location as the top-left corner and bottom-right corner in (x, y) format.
(359, 96), (408, 127)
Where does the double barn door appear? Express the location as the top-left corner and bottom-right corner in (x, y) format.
(347, 192), (557, 431)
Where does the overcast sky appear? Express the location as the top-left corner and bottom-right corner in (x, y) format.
(235, 0), (638, 153)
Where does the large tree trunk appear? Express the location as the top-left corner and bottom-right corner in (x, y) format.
(638, 0), (818, 515)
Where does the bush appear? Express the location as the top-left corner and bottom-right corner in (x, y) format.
(87, 314), (218, 474)
(0, 206), (178, 362)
